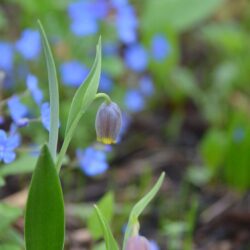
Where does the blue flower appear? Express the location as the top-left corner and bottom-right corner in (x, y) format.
(99, 73), (114, 92)
(0, 129), (21, 164)
(124, 44), (148, 72)
(26, 74), (43, 105)
(139, 76), (154, 97)
(116, 112), (131, 143)
(149, 240), (160, 250)
(76, 147), (109, 176)
(0, 42), (13, 71)
(151, 34), (170, 61)
(7, 95), (28, 124)
(60, 61), (89, 87)
(124, 89), (145, 112)
(233, 127), (245, 143)
(16, 29), (41, 60)
(68, 1), (106, 36)
(115, 4), (138, 44)
(40, 102), (50, 131)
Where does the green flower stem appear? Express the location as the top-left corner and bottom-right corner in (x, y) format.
(95, 93), (112, 104)
(56, 93), (112, 173)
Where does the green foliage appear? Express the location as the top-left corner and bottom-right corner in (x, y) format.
(123, 173), (165, 250)
(94, 205), (119, 250)
(25, 145), (64, 250)
(38, 20), (60, 160)
(142, 0), (223, 32)
(0, 155), (37, 184)
(88, 192), (114, 240)
(0, 203), (22, 233)
(56, 37), (102, 171)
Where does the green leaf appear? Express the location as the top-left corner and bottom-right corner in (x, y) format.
(0, 203), (22, 233)
(122, 172), (165, 250)
(38, 20), (60, 160)
(0, 176), (5, 187)
(25, 145), (64, 250)
(0, 244), (21, 250)
(94, 205), (119, 250)
(88, 192), (114, 239)
(142, 0), (223, 32)
(0, 155), (37, 177)
(56, 37), (102, 171)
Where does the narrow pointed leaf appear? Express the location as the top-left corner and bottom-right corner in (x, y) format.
(123, 172), (165, 250)
(94, 205), (119, 250)
(56, 38), (102, 171)
(38, 20), (59, 160)
(25, 145), (64, 250)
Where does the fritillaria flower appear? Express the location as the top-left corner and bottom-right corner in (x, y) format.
(126, 236), (150, 250)
(95, 101), (122, 144)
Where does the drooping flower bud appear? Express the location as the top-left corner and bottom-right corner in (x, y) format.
(95, 101), (122, 144)
(126, 236), (151, 250)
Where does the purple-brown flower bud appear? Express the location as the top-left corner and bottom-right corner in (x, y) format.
(126, 236), (150, 250)
(95, 101), (122, 144)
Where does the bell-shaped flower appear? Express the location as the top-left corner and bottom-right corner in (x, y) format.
(95, 102), (122, 144)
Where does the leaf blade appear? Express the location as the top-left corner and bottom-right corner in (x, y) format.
(94, 205), (119, 250)
(122, 172), (165, 250)
(38, 20), (60, 160)
(25, 145), (64, 250)
(56, 37), (102, 171)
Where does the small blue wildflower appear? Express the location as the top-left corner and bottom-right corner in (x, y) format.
(26, 74), (43, 105)
(111, 0), (128, 8)
(115, 4), (138, 44)
(60, 61), (89, 87)
(149, 240), (160, 250)
(99, 73), (114, 92)
(40, 102), (50, 131)
(7, 95), (28, 124)
(103, 42), (119, 56)
(76, 147), (109, 176)
(151, 34), (170, 61)
(124, 89), (145, 112)
(124, 44), (148, 72)
(0, 129), (21, 164)
(116, 112), (131, 143)
(139, 76), (155, 97)
(233, 127), (245, 143)
(0, 42), (13, 71)
(68, 1), (100, 36)
(16, 29), (41, 60)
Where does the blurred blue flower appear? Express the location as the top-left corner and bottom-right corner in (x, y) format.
(76, 147), (109, 176)
(60, 61), (89, 87)
(0, 129), (21, 164)
(149, 240), (160, 250)
(7, 95), (28, 124)
(115, 4), (138, 44)
(233, 127), (245, 143)
(124, 89), (145, 112)
(68, 0), (108, 36)
(151, 34), (170, 61)
(124, 44), (148, 72)
(103, 42), (119, 56)
(26, 74), (43, 105)
(111, 0), (128, 8)
(40, 102), (50, 131)
(16, 29), (41, 60)
(139, 76), (154, 97)
(116, 112), (131, 143)
(99, 73), (114, 92)
(0, 42), (13, 71)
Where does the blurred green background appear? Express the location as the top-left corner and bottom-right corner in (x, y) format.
(0, 0), (249, 249)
